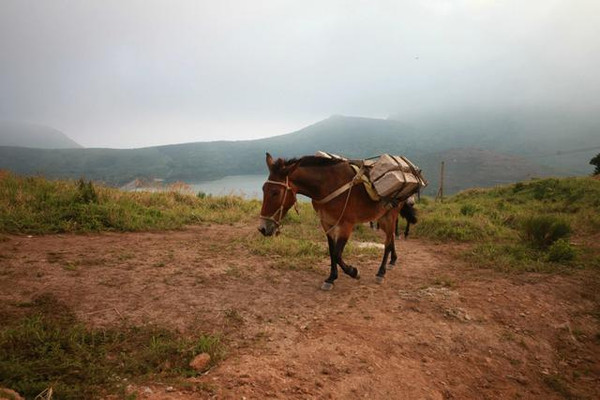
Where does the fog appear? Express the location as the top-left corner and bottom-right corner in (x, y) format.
(1, 0), (598, 148)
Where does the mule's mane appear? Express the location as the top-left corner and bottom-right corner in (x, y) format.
(270, 155), (346, 175)
(286, 155), (346, 168)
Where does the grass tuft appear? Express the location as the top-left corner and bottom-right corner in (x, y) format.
(547, 239), (576, 263)
(521, 215), (571, 249)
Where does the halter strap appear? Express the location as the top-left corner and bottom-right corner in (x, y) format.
(259, 177), (294, 227)
(263, 179), (290, 189)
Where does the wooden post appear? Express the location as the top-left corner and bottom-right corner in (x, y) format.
(436, 161), (445, 202)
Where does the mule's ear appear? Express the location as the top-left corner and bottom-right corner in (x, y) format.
(266, 152), (274, 171)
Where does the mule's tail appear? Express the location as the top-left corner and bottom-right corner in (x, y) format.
(400, 202), (418, 225)
(399, 202), (418, 238)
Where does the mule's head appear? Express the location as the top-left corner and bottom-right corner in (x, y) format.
(258, 153), (299, 236)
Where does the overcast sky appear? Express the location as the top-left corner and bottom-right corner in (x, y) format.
(1, 0), (598, 148)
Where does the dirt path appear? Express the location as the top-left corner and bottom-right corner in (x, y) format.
(1, 225), (599, 399)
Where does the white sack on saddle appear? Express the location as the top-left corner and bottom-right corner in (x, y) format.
(315, 151), (347, 160)
(370, 154), (427, 200)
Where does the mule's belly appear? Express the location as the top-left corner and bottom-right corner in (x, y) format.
(312, 185), (397, 227)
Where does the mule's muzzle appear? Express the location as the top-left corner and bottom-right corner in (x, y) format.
(258, 226), (277, 237)
(258, 219), (278, 237)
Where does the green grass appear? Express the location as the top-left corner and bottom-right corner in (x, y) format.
(542, 374), (579, 400)
(242, 201), (386, 270)
(244, 234), (326, 271)
(2, 171), (598, 274)
(414, 212), (506, 242)
(413, 177), (600, 272)
(0, 171), (259, 233)
(0, 294), (224, 399)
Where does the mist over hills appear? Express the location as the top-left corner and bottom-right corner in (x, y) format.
(0, 121), (82, 149)
(392, 107), (600, 175)
(0, 112), (596, 195)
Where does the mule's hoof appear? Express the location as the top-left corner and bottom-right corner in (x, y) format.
(321, 282), (334, 291)
(387, 263), (395, 270)
(375, 276), (385, 284)
(354, 269), (361, 280)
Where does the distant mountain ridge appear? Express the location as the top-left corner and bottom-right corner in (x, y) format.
(0, 113), (595, 194)
(0, 121), (82, 149)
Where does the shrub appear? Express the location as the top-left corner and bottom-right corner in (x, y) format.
(532, 179), (560, 200)
(76, 179), (98, 204)
(590, 152), (600, 175)
(521, 215), (571, 248)
(547, 239), (576, 263)
(513, 182), (525, 193)
(460, 203), (478, 216)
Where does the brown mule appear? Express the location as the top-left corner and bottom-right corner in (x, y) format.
(258, 153), (402, 290)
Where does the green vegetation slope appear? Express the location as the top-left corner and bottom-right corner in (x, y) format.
(413, 176), (600, 272)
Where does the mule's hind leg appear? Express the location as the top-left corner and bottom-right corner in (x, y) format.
(388, 212), (399, 267)
(388, 239), (398, 268)
(375, 211), (397, 283)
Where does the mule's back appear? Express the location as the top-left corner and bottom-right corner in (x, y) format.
(314, 151), (427, 204)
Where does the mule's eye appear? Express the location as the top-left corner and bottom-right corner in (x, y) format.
(270, 190), (279, 198)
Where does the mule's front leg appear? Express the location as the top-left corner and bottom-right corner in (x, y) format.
(322, 235), (338, 290)
(322, 234), (359, 290)
(335, 238), (360, 280)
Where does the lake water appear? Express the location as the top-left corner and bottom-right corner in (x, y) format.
(190, 175), (266, 199)
(190, 174), (310, 202)
(131, 174), (311, 201)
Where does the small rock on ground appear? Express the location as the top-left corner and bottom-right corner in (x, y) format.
(190, 353), (211, 371)
(0, 388), (25, 400)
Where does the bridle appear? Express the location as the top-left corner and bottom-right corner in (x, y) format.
(259, 177), (296, 227)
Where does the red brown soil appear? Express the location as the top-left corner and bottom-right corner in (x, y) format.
(1, 225), (599, 399)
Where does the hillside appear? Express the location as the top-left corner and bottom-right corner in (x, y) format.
(0, 114), (592, 193)
(0, 121), (82, 149)
(392, 108), (600, 175)
(419, 148), (549, 195)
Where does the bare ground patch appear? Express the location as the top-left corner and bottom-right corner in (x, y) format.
(1, 225), (599, 399)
